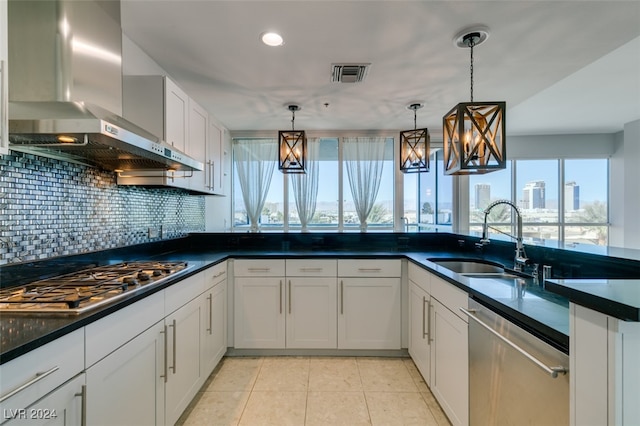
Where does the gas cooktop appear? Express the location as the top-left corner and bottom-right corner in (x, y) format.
(0, 261), (191, 314)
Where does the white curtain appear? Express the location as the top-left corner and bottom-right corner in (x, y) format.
(233, 139), (277, 232)
(343, 137), (387, 231)
(290, 138), (320, 231)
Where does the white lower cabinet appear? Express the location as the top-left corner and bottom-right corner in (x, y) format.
(86, 321), (165, 426)
(408, 281), (432, 385)
(286, 277), (337, 349)
(570, 303), (640, 426)
(408, 264), (469, 426)
(338, 277), (401, 350)
(2, 374), (85, 426)
(234, 276), (286, 348)
(430, 298), (468, 426)
(164, 297), (202, 426)
(0, 329), (84, 426)
(234, 259), (338, 349)
(200, 264), (227, 376)
(337, 259), (402, 350)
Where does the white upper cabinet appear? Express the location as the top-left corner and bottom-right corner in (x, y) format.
(164, 77), (189, 154)
(0, 0), (8, 155)
(188, 98), (209, 193)
(121, 75), (228, 193)
(208, 118), (226, 195)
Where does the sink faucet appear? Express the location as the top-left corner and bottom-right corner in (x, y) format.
(477, 199), (530, 272)
(400, 216), (409, 232)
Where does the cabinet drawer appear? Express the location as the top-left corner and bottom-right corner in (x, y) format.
(286, 259), (337, 277)
(408, 262), (431, 294)
(431, 275), (468, 321)
(0, 329), (84, 414)
(205, 261), (227, 290)
(166, 272), (205, 315)
(86, 290), (164, 367)
(234, 259), (285, 277)
(338, 259), (401, 277)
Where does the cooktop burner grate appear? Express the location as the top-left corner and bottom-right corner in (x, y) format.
(0, 261), (190, 313)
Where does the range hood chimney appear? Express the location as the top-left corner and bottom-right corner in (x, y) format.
(7, 0), (203, 172)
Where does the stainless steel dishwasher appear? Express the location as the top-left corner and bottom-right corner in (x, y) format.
(461, 298), (569, 425)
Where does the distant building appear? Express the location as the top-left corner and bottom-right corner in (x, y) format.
(565, 181), (580, 211)
(474, 183), (491, 210)
(522, 181), (546, 209)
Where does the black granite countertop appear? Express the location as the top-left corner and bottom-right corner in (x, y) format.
(545, 278), (640, 321)
(2, 232), (638, 364)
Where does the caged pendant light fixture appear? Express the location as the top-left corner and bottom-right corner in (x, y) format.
(443, 27), (506, 175)
(278, 104), (307, 173)
(400, 103), (430, 173)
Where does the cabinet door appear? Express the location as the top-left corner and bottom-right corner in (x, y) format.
(431, 298), (469, 426)
(86, 321), (165, 426)
(188, 99), (209, 193)
(287, 277), (337, 349)
(201, 279), (227, 378)
(3, 374), (85, 426)
(164, 77), (188, 153)
(165, 297), (202, 426)
(338, 277), (401, 350)
(409, 282), (432, 386)
(234, 277), (285, 348)
(209, 120), (225, 195)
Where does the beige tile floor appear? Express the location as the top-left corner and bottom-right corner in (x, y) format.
(177, 357), (451, 426)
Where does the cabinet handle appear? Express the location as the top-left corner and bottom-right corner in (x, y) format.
(459, 307), (568, 378)
(427, 301), (433, 343)
(288, 280), (292, 314)
(248, 267), (271, 272)
(209, 161), (215, 189)
(160, 325), (168, 383)
(422, 296), (427, 339)
(0, 366), (59, 403)
(358, 268), (382, 272)
(279, 280), (283, 314)
(212, 270), (225, 278)
(340, 280), (344, 315)
(0, 61), (6, 150)
(300, 267), (322, 272)
(207, 293), (213, 335)
(75, 384), (87, 426)
(169, 319), (177, 374)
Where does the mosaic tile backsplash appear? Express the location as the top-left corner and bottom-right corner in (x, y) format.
(0, 150), (205, 265)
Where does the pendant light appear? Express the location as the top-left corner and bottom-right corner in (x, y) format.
(278, 104), (307, 174)
(400, 103), (430, 173)
(443, 27), (506, 175)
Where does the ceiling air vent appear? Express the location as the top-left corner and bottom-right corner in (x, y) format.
(331, 63), (371, 83)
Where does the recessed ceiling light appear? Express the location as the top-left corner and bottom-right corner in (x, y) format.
(261, 32), (284, 47)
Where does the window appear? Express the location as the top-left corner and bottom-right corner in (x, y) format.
(288, 138), (339, 229)
(342, 137), (394, 230)
(467, 158), (609, 246)
(233, 134), (396, 232)
(402, 150), (453, 231)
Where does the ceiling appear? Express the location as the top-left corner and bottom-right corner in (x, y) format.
(120, 1), (640, 137)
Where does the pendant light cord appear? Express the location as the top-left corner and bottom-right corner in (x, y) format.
(291, 109), (296, 131)
(413, 108), (417, 130)
(469, 36), (475, 102)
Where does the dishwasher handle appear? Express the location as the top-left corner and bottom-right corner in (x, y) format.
(460, 307), (568, 378)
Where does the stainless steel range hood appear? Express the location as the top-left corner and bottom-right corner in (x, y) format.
(7, 0), (203, 172)
(9, 101), (203, 171)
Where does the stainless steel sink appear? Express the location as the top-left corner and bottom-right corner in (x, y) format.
(428, 259), (505, 274)
(460, 272), (521, 279)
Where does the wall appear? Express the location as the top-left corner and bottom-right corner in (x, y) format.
(0, 150), (204, 265)
(610, 119), (640, 249)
